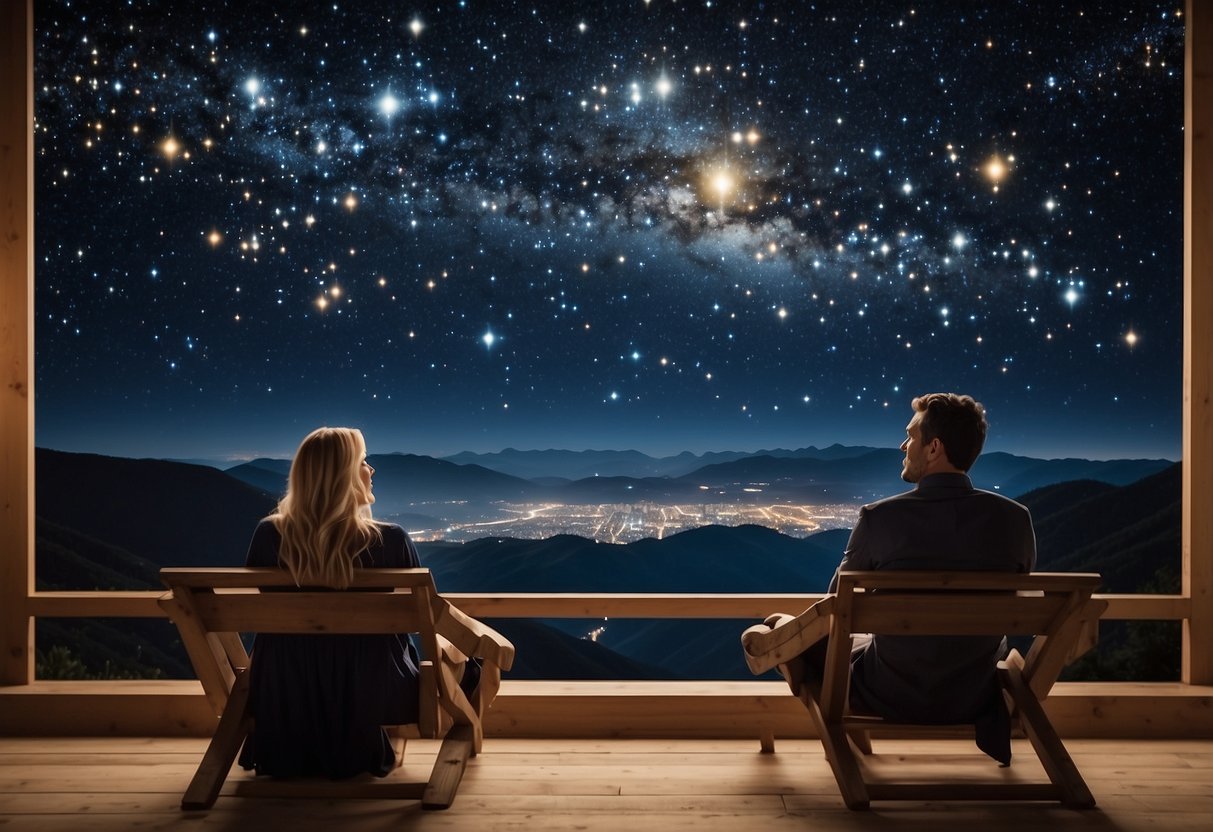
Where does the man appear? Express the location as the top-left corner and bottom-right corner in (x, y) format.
(827, 392), (1036, 763)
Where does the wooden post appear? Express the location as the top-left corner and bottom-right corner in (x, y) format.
(1184, 0), (1213, 686)
(0, 0), (34, 686)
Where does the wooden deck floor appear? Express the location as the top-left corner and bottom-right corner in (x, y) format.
(1, 736), (1210, 831)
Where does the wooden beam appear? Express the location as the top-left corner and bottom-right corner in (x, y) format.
(5, 680), (1209, 739)
(1185, 0), (1213, 685)
(0, 0), (33, 686)
(24, 590), (1194, 621)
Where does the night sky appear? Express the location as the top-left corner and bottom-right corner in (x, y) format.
(34, 1), (1184, 461)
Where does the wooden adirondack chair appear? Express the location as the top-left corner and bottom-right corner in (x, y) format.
(159, 567), (515, 811)
(741, 571), (1106, 810)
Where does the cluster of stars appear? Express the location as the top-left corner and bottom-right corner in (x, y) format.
(32, 0), (1183, 458)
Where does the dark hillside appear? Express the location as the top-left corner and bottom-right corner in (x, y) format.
(37, 448), (276, 570)
(1020, 464), (1181, 592)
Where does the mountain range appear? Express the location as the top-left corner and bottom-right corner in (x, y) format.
(441, 445), (883, 480)
(220, 447), (1174, 515)
(32, 446), (1181, 681)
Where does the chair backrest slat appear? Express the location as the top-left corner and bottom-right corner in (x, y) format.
(161, 566), (437, 590)
(189, 591), (431, 634)
(850, 593), (1087, 636)
(835, 571), (1100, 593)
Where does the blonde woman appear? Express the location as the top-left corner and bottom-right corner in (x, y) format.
(237, 427), (432, 779)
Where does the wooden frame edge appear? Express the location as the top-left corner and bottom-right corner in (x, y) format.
(1183, 0), (1213, 687)
(0, 0), (34, 687)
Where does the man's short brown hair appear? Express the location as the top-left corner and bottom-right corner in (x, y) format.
(911, 393), (988, 472)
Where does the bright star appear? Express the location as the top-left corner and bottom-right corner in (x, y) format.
(482, 331), (495, 348)
(379, 92), (400, 117)
(711, 170), (734, 200)
(985, 155), (1007, 182)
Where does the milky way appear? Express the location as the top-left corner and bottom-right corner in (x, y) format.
(34, 1), (1184, 459)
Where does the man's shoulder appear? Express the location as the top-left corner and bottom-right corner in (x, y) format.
(861, 488), (919, 513)
(968, 488), (1033, 516)
(861, 483), (1030, 517)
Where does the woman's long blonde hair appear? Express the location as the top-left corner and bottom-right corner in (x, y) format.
(271, 427), (383, 588)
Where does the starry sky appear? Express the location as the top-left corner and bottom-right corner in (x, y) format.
(34, 1), (1184, 461)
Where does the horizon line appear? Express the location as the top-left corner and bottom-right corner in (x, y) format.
(33, 443), (1183, 467)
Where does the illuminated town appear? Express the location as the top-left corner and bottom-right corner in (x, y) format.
(404, 502), (861, 544)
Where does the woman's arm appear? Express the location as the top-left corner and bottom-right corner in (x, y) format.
(244, 518), (280, 567)
(402, 529), (421, 569)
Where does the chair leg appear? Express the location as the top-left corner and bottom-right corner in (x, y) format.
(999, 662), (1096, 809)
(759, 728), (775, 753)
(799, 688), (870, 810)
(421, 724), (475, 810)
(437, 658), (483, 753)
(390, 732), (407, 770)
(847, 728), (873, 755)
(418, 661), (438, 738)
(182, 669), (253, 810)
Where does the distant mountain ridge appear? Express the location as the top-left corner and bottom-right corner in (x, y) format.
(32, 447), (1181, 681)
(419, 524), (847, 594)
(220, 446), (1173, 512)
(227, 453), (540, 505)
(441, 444), (882, 480)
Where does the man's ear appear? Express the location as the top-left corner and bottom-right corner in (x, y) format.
(927, 437), (944, 459)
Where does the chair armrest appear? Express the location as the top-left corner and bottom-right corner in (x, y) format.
(432, 597), (516, 672)
(740, 596), (835, 675)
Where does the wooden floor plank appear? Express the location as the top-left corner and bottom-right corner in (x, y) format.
(0, 737), (1210, 832)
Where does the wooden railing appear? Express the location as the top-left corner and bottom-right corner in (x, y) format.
(26, 590), (1191, 621)
(7, 588), (1211, 740)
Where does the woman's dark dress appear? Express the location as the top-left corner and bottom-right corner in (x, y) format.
(237, 519), (422, 779)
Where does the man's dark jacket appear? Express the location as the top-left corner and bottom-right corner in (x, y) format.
(831, 472), (1036, 762)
